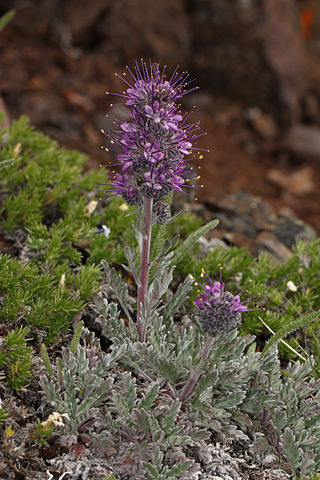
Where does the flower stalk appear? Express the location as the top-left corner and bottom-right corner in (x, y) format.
(103, 60), (203, 341)
(137, 197), (153, 341)
(179, 270), (254, 404)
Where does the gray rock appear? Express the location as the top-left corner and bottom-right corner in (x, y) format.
(197, 237), (229, 257)
(274, 217), (316, 249)
(255, 231), (293, 262)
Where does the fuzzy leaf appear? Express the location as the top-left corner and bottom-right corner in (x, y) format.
(132, 223), (143, 253)
(40, 343), (53, 376)
(262, 311), (320, 358)
(132, 407), (150, 434)
(0, 10), (15, 32)
(271, 411), (288, 431)
(162, 275), (193, 321)
(101, 259), (132, 321)
(143, 462), (160, 478)
(147, 267), (174, 312)
(123, 246), (140, 285)
(103, 343), (127, 368)
(170, 218), (219, 266)
(70, 320), (83, 355)
(138, 382), (159, 410)
(118, 372), (136, 414)
(166, 460), (193, 477)
(213, 390), (246, 410)
(281, 427), (303, 473)
(161, 399), (181, 433)
(194, 371), (218, 399)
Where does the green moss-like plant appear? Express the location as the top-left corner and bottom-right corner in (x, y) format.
(0, 253), (100, 344)
(0, 118), (135, 342)
(0, 326), (33, 390)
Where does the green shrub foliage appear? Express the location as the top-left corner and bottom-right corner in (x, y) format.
(0, 326), (33, 390)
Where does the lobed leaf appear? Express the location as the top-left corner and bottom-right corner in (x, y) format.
(170, 218), (219, 266)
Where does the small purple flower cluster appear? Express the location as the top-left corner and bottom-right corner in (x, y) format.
(194, 270), (252, 335)
(102, 60), (201, 212)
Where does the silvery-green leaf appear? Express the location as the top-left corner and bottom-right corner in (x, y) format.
(213, 390), (246, 409)
(262, 311), (320, 358)
(101, 259), (132, 321)
(132, 223), (143, 253)
(0, 9), (15, 32)
(170, 218), (219, 266)
(162, 275), (193, 321)
(281, 427), (303, 472)
(123, 246), (140, 285)
(137, 382), (160, 410)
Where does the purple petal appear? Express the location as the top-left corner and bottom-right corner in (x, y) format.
(145, 105), (153, 115)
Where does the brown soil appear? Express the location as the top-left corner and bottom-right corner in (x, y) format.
(1, 3), (319, 478)
(0, 1), (319, 234)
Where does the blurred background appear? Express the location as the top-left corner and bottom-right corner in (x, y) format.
(0, 0), (319, 236)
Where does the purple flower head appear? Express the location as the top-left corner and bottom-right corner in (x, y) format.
(194, 269), (254, 335)
(102, 60), (203, 213)
(144, 102), (183, 131)
(103, 172), (142, 206)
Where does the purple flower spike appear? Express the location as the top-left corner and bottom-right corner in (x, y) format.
(102, 60), (201, 213)
(194, 269), (253, 335)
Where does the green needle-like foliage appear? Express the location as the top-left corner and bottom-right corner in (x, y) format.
(0, 118), (107, 343)
(0, 326), (33, 390)
(0, 253), (100, 344)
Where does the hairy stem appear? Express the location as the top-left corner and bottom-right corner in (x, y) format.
(137, 197), (153, 341)
(179, 336), (214, 404)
